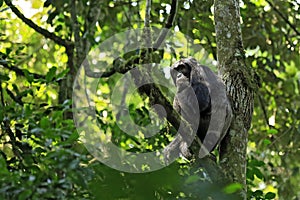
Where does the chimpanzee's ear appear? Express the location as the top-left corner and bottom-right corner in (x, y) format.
(170, 66), (178, 85)
(183, 58), (204, 84)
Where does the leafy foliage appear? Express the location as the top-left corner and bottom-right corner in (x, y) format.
(0, 0), (299, 199)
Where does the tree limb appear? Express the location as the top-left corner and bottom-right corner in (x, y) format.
(84, 0), (178, 79)
(153, 0), (178, 49)
(145, 0), (151, 29)
(164, 0), (178, 29)
(266, 0), (300, 36)
(143, 0), (152, 48)
(70, 0), (82, 64)
(0, 60), (45, 79)
(4, 0), (73, 49)
(83, 0), (101, 54)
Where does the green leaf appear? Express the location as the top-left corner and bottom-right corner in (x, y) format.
(249, 159), (265, 167)
(5, 47), (12, 55)
(46, 66), (57, 83)
(267, 129), (278, 135)
(265, 192), (276, 199)
(0, 73), (9, 81)
(0, 154), (9, 175)
(55, 25), (63, 32)
(56, 68), (69, 81)
(0, 108), (3, 122)
(263, 139), (272, 146)
(40, 117), (50, 129)
(253, 167), (264, 180)
(246, 169), (254, 180)
(223, 183), (243, 194)
(18, 89), (33, 98)
(252, 190), (263, 198)
(0, 0), (3, 7)
(23, 69), (34, 83)
(18, 189), (32, 200)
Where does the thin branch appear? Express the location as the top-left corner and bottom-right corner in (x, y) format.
(0, 39), (30, 45)
(15, 44), (44, 66)
(141, 0), (153, 65)
(84, 55), (141, 78)
(144, 0), (151, 28)
(83, 1), (101, 52)
(4, 0), (73, 49)
(206, 36), (217, 61)
(165, 0), (178, 29)
(92, 0), (178, 79)
(266, 0), (300, 36)
(0, 61), (45, 79)
(71, 0), (80, 45)
(0, 81), (5, 107)
(70, 0), (83, 68)
(79, 1), (102, 76)
(270, 126), (292, 147)
(2, 119), (22, 159)
(257, 93), (272, 128)
(153, 0), (178, 48)
(0, 86), (22, 158)
(6, 88), (23, 106)
(123, 2), (134, 28)
(83, 59), (116, 78)
(143, 0), (152, 47)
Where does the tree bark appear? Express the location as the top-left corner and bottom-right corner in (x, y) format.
(214, 0), (254, 199)
(59, 0), (101, 119)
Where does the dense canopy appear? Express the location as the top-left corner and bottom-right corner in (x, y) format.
(0, 0), (299, 199)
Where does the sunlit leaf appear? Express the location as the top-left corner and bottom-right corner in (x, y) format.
(267, 129), (278, 135)
(263, 139), (272, 146)
(32, 0), (42, 9)
(223, 183), (243, 194)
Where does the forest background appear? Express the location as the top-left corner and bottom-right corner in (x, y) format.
(0, 0), (299, 199)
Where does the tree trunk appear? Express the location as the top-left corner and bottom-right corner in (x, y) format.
(59, 0), (101, 119)
(214, 0), (254, 199)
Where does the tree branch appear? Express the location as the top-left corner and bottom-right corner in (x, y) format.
(258, 93), (272, 128)
(0, 60), (45, 79)
(205, 36), (217, 61)
(165, 0), (178, 29)
(265, 0), (300, 36)
(84, 52), (151, 78)
(143, 0), (152, 48)
(145, 0), (151, 29)
(153, 0), (178, 49)
(71, 0), (81, 62)
(0, 80), (5, 107)
(86, 0), (178, 79)
(4, 0), (73, 49)
(83, 0), (101, 53)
